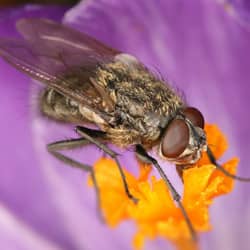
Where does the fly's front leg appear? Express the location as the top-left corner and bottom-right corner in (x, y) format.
(135, 144), (197, 242)
(207, 146), (250, 182)
(76, 126), (138, 204)
(47, 128), (106, 221)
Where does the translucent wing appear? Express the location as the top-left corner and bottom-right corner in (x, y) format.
(16, 18), (119, 57)
(0, 18), (120, 117)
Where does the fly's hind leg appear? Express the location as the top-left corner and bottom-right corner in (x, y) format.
(47, 128), (106, 221)
(76, 126), (138, 204)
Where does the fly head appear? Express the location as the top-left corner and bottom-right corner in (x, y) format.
(159, 107), (207, 165)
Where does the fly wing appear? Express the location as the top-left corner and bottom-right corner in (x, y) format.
(0, 18), (120, 119)
(16, 18), (119, 57)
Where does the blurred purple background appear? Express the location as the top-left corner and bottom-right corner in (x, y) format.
(0, 1), (249, 250)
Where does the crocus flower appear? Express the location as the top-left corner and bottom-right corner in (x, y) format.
(89, 124), (238, 250)
(0, 1), (250, 250)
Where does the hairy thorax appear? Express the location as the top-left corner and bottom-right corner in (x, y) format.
(40, 58), (184, 149)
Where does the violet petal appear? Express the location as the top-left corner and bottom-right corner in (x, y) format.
(65, 1), (250, 249)
(0, 5), (90, 250)
(1, 1), (250, 250)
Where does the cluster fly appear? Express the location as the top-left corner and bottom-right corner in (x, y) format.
(0, 18), (249, 242)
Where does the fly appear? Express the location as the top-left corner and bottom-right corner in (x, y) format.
(0, 18), (249, 242)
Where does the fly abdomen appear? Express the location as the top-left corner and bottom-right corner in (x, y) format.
(40, 88), (86, 124)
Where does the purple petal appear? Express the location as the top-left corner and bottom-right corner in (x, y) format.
(0, 5), (139, 250)
(222, 0), (250, 25)
(1, 1), (250, 250)
(0, 5), (89, 250)
(0, 204), (61, 250)
(65, 0), (250, 249)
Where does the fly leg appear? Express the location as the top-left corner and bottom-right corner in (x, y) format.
(207, 146), (250, 182)
(47, 128), (106, 221)
(75, 126), (138, 204)
(135, 144), (197, 242)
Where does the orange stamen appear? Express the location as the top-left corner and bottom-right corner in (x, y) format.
(88, 124), (239, 250)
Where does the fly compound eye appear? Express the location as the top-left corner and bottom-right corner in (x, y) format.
(183, 107), (205, 129)
(161, 119), (189, 158)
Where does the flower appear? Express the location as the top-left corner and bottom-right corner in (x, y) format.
(0, 1), (250, 250)
(89, 124), (239, 250)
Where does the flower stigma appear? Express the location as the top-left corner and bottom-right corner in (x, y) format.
(88, 124), (239, 250)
